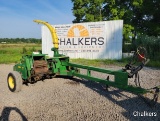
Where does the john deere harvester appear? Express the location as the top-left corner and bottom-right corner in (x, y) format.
(7, 20), (159, 106)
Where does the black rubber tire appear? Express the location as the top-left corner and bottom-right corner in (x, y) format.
(7, 71), (22, 92)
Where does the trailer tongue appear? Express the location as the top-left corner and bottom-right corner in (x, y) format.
(7, 20), (159, 107)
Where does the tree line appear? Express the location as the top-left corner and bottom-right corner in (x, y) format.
(0, 38), (41, 44)
(71, 0), (159, 43)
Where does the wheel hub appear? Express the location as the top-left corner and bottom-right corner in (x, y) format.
(8, 76), (14, 89)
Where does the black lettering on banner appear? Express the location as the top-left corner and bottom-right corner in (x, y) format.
(72, 38), (77, 45)
(59, 38), (65, 45)
(85, 38), (90, 45)
(66, 38), (71, 45)
(91, 37), (97, 45)
(98, 37), (104, 45)
(78, 38), (83, 45)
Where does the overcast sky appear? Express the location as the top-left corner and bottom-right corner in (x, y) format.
(0, 0), (75, 38)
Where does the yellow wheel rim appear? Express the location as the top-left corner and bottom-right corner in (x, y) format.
(8, 76), (14, 89)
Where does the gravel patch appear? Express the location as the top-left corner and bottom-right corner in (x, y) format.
(0, 64), (160, 121)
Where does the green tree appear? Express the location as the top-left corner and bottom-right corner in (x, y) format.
(71, 0), (104, 22)
(71, 0), (160, 43)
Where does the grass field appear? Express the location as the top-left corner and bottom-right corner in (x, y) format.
(70, 58), (160, 68)
(70, 58), (129, 67)
(0, 43), (159, 68)
(0, 43), (41, 64)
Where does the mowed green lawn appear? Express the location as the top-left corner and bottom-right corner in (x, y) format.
(0, 43), (41, 64)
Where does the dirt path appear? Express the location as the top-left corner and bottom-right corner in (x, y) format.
(0, 64), (160, 121)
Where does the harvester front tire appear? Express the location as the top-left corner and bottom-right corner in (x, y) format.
(7, 71), (22, 92)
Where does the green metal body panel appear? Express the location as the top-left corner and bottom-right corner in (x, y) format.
(13, 63), (28, 79)
(48, 56), (69, 75)
(14, 53), (48, 80)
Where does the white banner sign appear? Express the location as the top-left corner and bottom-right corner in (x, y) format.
(42, 20), (123, 59)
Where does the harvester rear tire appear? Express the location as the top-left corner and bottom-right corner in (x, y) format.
(7, 71), (22, 92)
